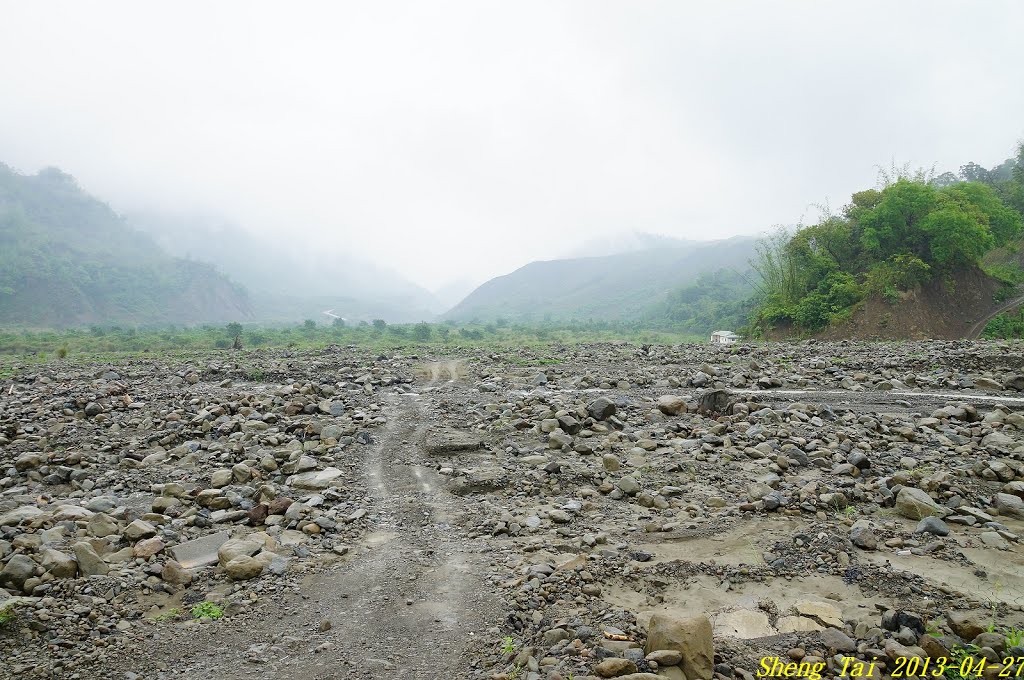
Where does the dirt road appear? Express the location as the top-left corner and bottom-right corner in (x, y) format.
(124, 389), (500, 679)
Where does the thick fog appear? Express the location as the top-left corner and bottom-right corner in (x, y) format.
(1, 1), (1022, 293)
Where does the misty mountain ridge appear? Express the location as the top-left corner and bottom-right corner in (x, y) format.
(559, 231), (698, 258)
(444, 235), (758, 324)
(127, 212), (446, 323)
(0, 165), (251, 327)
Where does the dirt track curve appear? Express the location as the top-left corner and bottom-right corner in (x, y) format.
(966, 293), (1024, 338)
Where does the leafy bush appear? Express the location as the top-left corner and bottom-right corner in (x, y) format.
(791, 272), (862, 331)
(190, 601), (223, 619)
(0, 602), (18, 628)
(994, 284), (1019, 304)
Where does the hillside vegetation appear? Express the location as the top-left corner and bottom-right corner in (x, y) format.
(646, 268), (756, 334)
(751, 143), (1024, 336)
(0, 165), (251, 327)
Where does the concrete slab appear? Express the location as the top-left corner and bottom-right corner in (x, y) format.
(170, 531), (231, 569)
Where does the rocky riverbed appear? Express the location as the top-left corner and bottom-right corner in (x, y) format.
(2, 340), (1024, 679)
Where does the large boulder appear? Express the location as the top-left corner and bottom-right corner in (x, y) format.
(217, 538), (263, 566)
(656, 395), (688, 416)
(644, 613), (714, 680)
(39, 548), (77, 578)
(697, 389), (732, 416)
(72, 542), (109, 576)
(895, 487), (945, 520)
(0, 554), (37, 590)
(587, 397), (617, 420)
(994, 492), (1024, 519)
(0, 506), (44, 527)
(224, 555), (264, 580)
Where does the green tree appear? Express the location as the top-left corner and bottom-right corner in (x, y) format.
(959, 161), (991, 184)
(412, 322), (432, 341)
(919, 201), (992, 267)
(859, 179), (938, 261)
(943, 182), (1022, 246)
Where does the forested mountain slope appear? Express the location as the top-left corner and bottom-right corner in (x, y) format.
(0, 165), (251, 327)
(444, 236), (757, 324)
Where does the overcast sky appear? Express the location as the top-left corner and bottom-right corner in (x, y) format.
(2, 1), (1023, 291)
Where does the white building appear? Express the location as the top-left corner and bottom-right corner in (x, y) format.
(710, 330), (740, 345)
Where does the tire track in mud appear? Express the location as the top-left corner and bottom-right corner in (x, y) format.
(135, 386), (499, 680)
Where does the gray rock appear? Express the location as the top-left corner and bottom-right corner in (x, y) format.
(602, 454), (621, 472)
(982, 432), (1015, 449)
(87, 513), (120, 538)
(124, 519), (157, 541)
(170, 531), (231, 569)
(288, 467), (343, 490)
(0, 506), (44, 527)
(698, 389), (732, 416)
(947, 611), (985, 640)
(39, 548), (77, 578)
(994, 492), (1024, 519)
(424, 429), (481, 455)
(72, 542), (109, 576)
(210, 469), (233, 488)
(980, 531), (1010, 549)
(617, 476), (641, 495)
(915, 517), (950, 536)
(448, 468), (508, 495)
(160, 559), (193, 585)
(217, 538), (263, 566)
(895, 487), (945, 520)
(594, 658), (637, 677)
(820, 627), (857, 652)
(587, 397), (617, 420)
(0, 554), (37, 590)
(850, 520), (877, 550)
